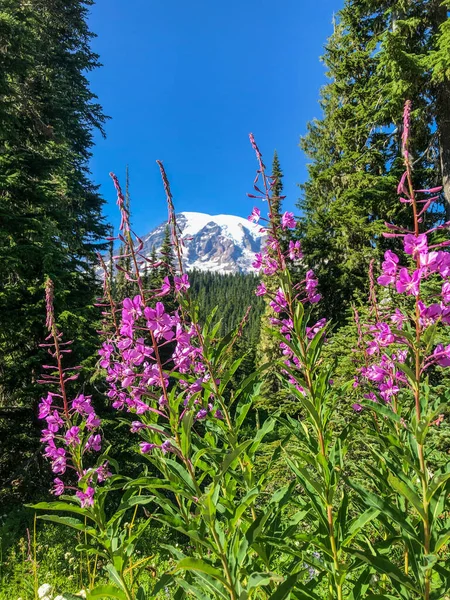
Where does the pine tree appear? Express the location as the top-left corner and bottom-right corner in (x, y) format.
(0, 0), (108, 402)
(297, 0), (450, 324)
(256, 151), (293, 412)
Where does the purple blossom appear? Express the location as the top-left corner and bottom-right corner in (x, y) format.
(86, 413), (101, 431)
(248, 207), (261, 223)
(96, 462), (112, 482)
(51, 449), (67, 475)
(263, 257), (278, 276)
(52, 478), (65, 496)
(255, 282), (267, 296)
(46, 410), (64, 433)
(281, 211), (296, 229)
(352, 403), (363, 412)
(288, 240), (303, 261)
(305, 270), (321, 303)
(306, 318), (327, 340)
(270, 288), (288, 313)
(390, 309), (407, 330)
(418, 302), (442, 327)
(442, 282), (450, 304)
(160, 440), (172, 454)
(99, 343), (114, 369)
(38, 394), (53, 419)
(72, 394), (94, 416)
(140, 442), (157, 454)
(403, 233), (428, 256)
(420, 251), (440, 273)
(85, 434), (102, 452)
(195, 408), (208, 420)
(433, 344), (450, 367)
(377, 250), (399, 286)
(144, 303), (175, 341)
(76, 486), (95, 508)
(156, 276), (171, 297)
(252, 253), (263, 269)
(65, 426), (81, 447)
(174, 274), (190, 293)
(396, 268), (421, 296)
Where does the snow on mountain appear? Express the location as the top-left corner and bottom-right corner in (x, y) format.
(141, 211), (264, 274)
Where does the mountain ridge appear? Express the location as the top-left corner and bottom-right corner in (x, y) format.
(141, 211), (264, 274)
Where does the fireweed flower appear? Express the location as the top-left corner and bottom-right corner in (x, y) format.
(281, 211), (296, 229)
(255, 282), (267, 296)
(356, 101), (450, 433)
(378, 250), (399, 286)
(38, 278), (104, 503)
(404, 233), (428, 257)
(247, 133), (326, 397)
(396, 267), (422, 296)
(174, 273), (190, 293)
(76, 486), (95, 508)
(248, 207), (261, 223)
(289, 240), (303, 261)
(99, 173), (228, 469)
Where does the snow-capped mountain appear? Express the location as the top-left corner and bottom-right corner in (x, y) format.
(141, 211), (264, 274)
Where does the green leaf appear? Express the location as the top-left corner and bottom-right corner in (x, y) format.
(216, 439), (253, 479)
(286, 458), (325, 501)
(347, 479), (419, 541)
(106, 564), (127, 591)
(174, 558), (229, 586)
(426, 471), (450, 502)
(388, 473), (426, 521)
(247, 572), (282, 591)
(164, 458), (197, 493)
(435, 529), (450, 553)
(364, 594), (398, 600)
(343, 509), (380, 546)
(268, 573), (300, 600)
(346, 549), (421, 593)
(87, 585), (128, 600)
(30, 501), (88, 517)
(37, 515), (97, 536)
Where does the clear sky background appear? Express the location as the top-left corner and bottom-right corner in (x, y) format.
(88, 0), (341, 236)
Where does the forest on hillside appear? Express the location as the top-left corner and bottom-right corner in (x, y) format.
(1, 1), (450, 599)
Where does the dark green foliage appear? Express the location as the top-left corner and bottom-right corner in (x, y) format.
(188, 270), (264, 347)
(0, 0), (108, 403)
(298, 0), (450, 324)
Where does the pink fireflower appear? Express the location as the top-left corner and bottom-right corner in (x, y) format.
(255, 282), (267, 296)
(289, 240), (303, 261)
(396, 268), (421, 296)
(281, 211), (296, 229)
(403, 233), (428, 257)
(76, 486), (95, 508)
(248, 207), (261, 223)
(174, 274), (190, 293)
(377, 250), (399, 286)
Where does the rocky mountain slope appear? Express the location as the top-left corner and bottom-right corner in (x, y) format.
(141, 211), (264, 274)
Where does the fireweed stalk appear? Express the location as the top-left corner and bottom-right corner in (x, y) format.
(353, 101), (450, 599)
(247, 134), (349, 600)
(97, 171), (283, 600)
(37, 278), (106, 506)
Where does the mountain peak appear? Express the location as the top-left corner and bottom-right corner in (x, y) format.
(142, 211), (263, 274)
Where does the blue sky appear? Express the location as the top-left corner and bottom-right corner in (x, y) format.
(88, 0), (341, 236)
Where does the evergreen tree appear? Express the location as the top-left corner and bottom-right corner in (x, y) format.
(298, 0), (450, 324)
(0, 0), (108, 403)
(256, 152), (292, 412)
